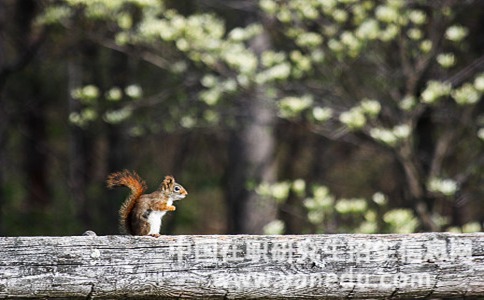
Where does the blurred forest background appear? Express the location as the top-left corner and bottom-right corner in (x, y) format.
(0, 0), (483, 236)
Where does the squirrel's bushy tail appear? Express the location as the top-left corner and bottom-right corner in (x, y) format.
(107, 170), (147, 234)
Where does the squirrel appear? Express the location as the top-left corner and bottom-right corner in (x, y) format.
(106, 170), (188, 237)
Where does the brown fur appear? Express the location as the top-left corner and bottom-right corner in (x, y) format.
(107, 170), (187, 235)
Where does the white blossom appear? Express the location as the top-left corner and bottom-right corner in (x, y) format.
(372, 192), (387, 206)
(276, 9), (292, 23)
(375, 5), (398, 23)
(379, 24), (399, 41)
(328, 38), (344, 52)
(419, 40), (432, 53)
(369, 124), (410, 146)
(312, 186), (334, 208)
(81, 108), (97, 121)
(106, 87), (122, 101)
(180, 116), (196, 128)
(333, 9), (348, 23)
(125, 84), (142, 99)
(358, 221), (377, 234)
(228, 24), (262, 42)
(445, 25), (468, 42)
(407, 28), (423, 40)
(400, 95), (416, 111)
(451, 83), (480, 105)
(82, 85), (100, 99)
(296, 32), (323, 48)
(437, 53), (456, 68)
(428, 177), (458, 196)
(263, 220), (285, 235)
(335, 198), (367, 214)
(383, 209), (418, 233)
(71, 85), (99, 104)
(478, 128), (484, 141)
(259, 0), (277, 14)
(103, 108), (133, 124)
(257, 63), (291, 84)
(310, 49), (325, 63)
(290, 51), (311, 73)
(271, 182), (291, 201)
(462, 222), (482, 233)
(360, 99), (381, 117)
(199, 88), (221, 106)
(203, 110), (219, 124)
(201, 74), (218, 88)
(356, 19), (379, 40)
(340, 31), (360, 51)
(339, 107), (366, 129)
(421, 81), (451, 104)
(261, 51), (286, 67)
(292, 179), (306, 196)
(408, 10), (427, 25)
(118, 13), (132, 29)
(223, 47), (257, 75)
(474, 73), (484, 92)
(393, 124), (411, 139)
(69, 112), (83, 127)
(300, 3), (319, 20)
(228, 28), (246, 41)
(307, 211), (324, 224)
(370, 127), (398, 146)
(279, 95), (313, 118)
(312, 107), (333, 122)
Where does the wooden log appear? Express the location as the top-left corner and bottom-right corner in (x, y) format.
(0, 233), (483, 299)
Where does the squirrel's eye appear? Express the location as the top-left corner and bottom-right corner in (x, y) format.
(174, 186), (180, 192)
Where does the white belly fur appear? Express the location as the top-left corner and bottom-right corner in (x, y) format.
(146, 199), (174, 235)
(147, 211), (167, 235)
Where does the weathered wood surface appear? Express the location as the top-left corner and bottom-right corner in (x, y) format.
(0, 233), (483, 299)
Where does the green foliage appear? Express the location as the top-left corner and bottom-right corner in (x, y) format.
(4, 0), (481, 235)
(256, 0), (483, 145)
(256, 179), (425, 234)
(41, 0), (484, 143)
(67, 83), (144, 129)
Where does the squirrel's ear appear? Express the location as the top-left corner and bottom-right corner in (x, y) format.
(161, 175), (175, 191)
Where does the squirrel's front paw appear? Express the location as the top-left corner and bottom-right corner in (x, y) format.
(148, 233), (161, 238)
(168, 205), (176, 211)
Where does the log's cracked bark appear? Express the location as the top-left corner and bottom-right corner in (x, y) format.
(0, 233), (483, 299)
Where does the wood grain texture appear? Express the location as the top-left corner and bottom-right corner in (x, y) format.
(0, 233), (483, 299)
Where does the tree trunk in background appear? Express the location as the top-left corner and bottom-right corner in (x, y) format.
(106, 51), (130, 173)
(225, 29), (277, 234)
(278, 124), (306, 234)
(0, 0), (47, 233)
(68, 52), (91, 229)
(0, 0), (6, 235)
(23, 89), (50, 208)
(226, 89), (277, 234)
(104, 51), (131, 234)
(14, 0), (51, 209)
(397, 140), (439, 232)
